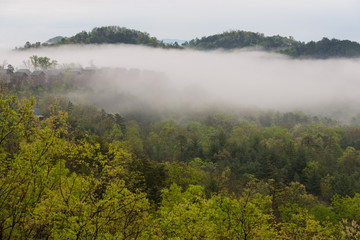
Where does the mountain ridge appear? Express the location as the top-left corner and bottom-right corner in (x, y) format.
(19, 26), (360, 59)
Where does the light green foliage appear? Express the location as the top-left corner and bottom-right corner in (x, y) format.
(0, 94), (150, 239)
(332, 193), (360, 222)
(0, 94), (34, 147)
(65, 138), (106, 175)
(32, 166), (149, 239)
(164, 158), (211, 189)
(208, 190), (277, 239)
(279, 204), (336, 239)
(4, 82), (360, 239)
(106, 140), (145, 190)
(0, 100), (68, 239)
(146, 183), (279, 239)
(145, 184), (214, 239)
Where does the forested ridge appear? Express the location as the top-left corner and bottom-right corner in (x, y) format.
(183, 30), (299, 50)
(20, 25), (360, 58)
(186, 32), (360, 59)
(2, 62), (360, 239)
(22, 26), (182, 49)
(280, 37), (360, 59)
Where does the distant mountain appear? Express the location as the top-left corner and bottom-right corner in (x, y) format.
(281, 38), (360, 59)
(52, 26), (180, 49)
(19, 26), (360, 59)
(184, 31), (360, 59)
(46, 36), (65, 44)
(63, 26), (160, 46)
(184, 31), (300, 50)
(183, 31), (360, 59)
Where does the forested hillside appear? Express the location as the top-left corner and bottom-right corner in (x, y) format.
(61, 26), (163, 46)
(2, 59), (360, 239)
(22, 26), (182, 49)
(281, 37), (360, 58)
(185, 31), (360, 58)
(183, 30), (299, 50)
(19, 25), (360, 59)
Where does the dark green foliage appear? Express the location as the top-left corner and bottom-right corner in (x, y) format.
(184, 30), (299, 50)
(17, 26), (360, 59)
(186, 31), (360, 59)
(281, 37), (360, 58)
(19, 26), (183, 49)
(63, 26), (163, 47)
(310, 204), (337, 224)
(333, 173), (354, 197)
(22, 41), (41, 49)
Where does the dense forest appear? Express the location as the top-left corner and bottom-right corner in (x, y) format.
(2, 58), (360, 239)
(185, 32), (360, 59)
(19, 25), (360, 59)
(281, 38), (360, 59)
(183, 30), (299, 50)
(21, 26), (182, 50)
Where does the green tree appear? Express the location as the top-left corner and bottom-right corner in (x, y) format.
(332, 193), (360, 222)
(0, 94), (34, 153)
(340, 147), (359, 175)
(0, 100), (68, 239)
(29, 55), (57, 70)
(279, 203), (336, 239)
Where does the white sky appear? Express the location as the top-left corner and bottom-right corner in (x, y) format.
(1, 0), (360, 46)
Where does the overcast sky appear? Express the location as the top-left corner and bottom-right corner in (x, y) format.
(1, 0), (360, 46)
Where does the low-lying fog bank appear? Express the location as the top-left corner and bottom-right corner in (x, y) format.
(1, 45), (360, 122)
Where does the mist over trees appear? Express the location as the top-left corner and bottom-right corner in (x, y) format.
(2, 55), (360, 238)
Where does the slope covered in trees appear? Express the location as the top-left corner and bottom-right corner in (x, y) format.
(61, 26), (163, 46)
(183, 30), (299, 50)
(2, 62), (360, 238)
(281, 37), (360, 58)
(19, 25), (360, 58)
(184, 31), (360, 58)
(22, 26), (181, 49)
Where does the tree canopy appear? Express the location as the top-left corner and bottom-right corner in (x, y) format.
(17, 26), (360, 58)
(183, 30), (299, 50)
(2, 56), (360, 239)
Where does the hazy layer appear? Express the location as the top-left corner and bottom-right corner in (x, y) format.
(1, 45), (360, 120)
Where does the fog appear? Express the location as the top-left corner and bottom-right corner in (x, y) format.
(1, 45), (360, 121)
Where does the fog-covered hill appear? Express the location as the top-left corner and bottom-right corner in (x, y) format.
(20, 26), (360, 59)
